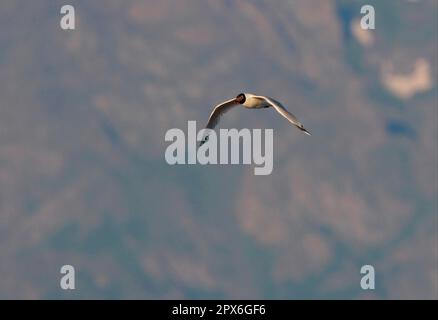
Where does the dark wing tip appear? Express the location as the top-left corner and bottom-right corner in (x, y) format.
(301, 127), (311, 136)
(199, 135), (209, 146)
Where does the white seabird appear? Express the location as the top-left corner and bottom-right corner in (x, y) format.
(201, 93), (311, 145)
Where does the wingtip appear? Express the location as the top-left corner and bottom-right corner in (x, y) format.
(302, 128), (311, 136)
(199, 136), (209, 146)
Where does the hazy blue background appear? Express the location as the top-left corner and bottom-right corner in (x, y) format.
(0, 0), (436, 299)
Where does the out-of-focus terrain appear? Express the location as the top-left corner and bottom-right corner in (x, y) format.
(0, 0), (436, 299)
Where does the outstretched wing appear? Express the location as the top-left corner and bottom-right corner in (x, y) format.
(262, 96), (311, 135)
(200, 98), (238, 145)
(205, 98), (238, 129)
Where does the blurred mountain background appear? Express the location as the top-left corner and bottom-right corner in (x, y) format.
(0, 0), (436, 299)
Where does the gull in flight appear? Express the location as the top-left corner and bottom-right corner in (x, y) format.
(200, 93), (310, 145)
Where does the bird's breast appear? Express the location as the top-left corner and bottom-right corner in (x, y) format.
(243, 98), (268, 109)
